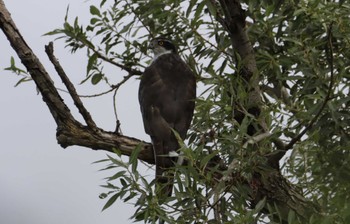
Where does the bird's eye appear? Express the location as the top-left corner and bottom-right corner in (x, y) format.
(158, 41), (164, 46)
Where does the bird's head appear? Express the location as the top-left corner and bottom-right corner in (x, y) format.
(149, 37), (177, 58)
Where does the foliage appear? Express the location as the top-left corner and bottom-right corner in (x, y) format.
(4, 56), (32, 86)
(12, 0), (350, 223)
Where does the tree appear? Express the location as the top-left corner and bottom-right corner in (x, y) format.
(1, 0), (349, 223)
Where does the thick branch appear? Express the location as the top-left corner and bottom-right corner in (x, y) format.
(218, 0), (266, 137)
(56, 120), (154, 164)
(0, 0), (152, 163)
(215, 0), (321, 221)
(0, 0), (74, 127)
(219, 0), (257, 81)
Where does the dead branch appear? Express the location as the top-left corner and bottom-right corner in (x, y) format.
(0, 0), (153, 163)
(45, 42), (98, 130)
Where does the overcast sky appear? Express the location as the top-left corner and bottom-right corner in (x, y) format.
(0, 1), (149, 223)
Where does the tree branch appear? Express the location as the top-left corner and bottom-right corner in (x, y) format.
(45, 42), (98, 130)
(0, 0), (153, 163)
(214, 0), (321, 221)
(0, 0), (74, 127)
(217, 0), (266, 135)
(89, 45), (143, 76)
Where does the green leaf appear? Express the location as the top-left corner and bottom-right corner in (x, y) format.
(102, 192), (119, 211)
(98, 165), (117, 172)
(129, 144), (142, 173)
(119, 22), (133, 34)
(79, 73), (92, 85)
(10, 56), (15, 67)
(99, 193), (108, 199)
(92, 158), (109, 164)
(106, 155), (127, 168)
(14, 77), (32, 87)
(111, 147), (122, 157)
(90, 17), (100, 25)
(107, 171), (127, 181)
(254, 197), (266, 213)
(124, 192), (137, 202)
(91, 73), (103, 85)
(194, 1), (205, 20)
(86, 53), (98, 75)
(100, 0), (107, 7)
(90, 5), (101, 17)
(200, 151), (218, 169)
(205, 0), (217, 18)
(120, 178), (127, 187)
(288, 209), (296, 224)
(64, 5), (69, 22)
(100, 182), (118, 190)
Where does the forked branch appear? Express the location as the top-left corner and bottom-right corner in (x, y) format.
(0, 0), (153, 163)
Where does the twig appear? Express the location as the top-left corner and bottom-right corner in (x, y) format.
(90, 47), (142, 76)
(57, 71), (135, 99)
(124, 0), (153, 36)
(45, 42), (98, 130)
(113, 88), (122, 135)
(71, 87), (115, 98)
(242, 132), (272, 149)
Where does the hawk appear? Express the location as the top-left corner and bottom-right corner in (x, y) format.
(138, 37), (196, 197)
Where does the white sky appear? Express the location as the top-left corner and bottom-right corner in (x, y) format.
(0, 0), (149, 223)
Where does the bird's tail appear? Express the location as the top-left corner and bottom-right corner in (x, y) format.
(152, 137), (178, 199)
(152, 136), (180, 224)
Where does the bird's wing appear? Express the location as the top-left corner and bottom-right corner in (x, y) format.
(138, 53), (196, 198)
(139, 53), (196, 140)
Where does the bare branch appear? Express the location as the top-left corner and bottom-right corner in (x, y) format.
(57, 71), (135, 99)
(0, 0), (151, 163)
(0, 0), (74, 127)
(45, 42), (98, 130)
(56, 120), (154, 164)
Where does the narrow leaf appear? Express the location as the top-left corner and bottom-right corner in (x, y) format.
(200, 151), (219, 169)
(129, 144), (142, 173)
(108, 171), (127, 181)
(87, 53), (98, 75)
(254, 197), (266, 213)
(102, 192), (119, 211)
